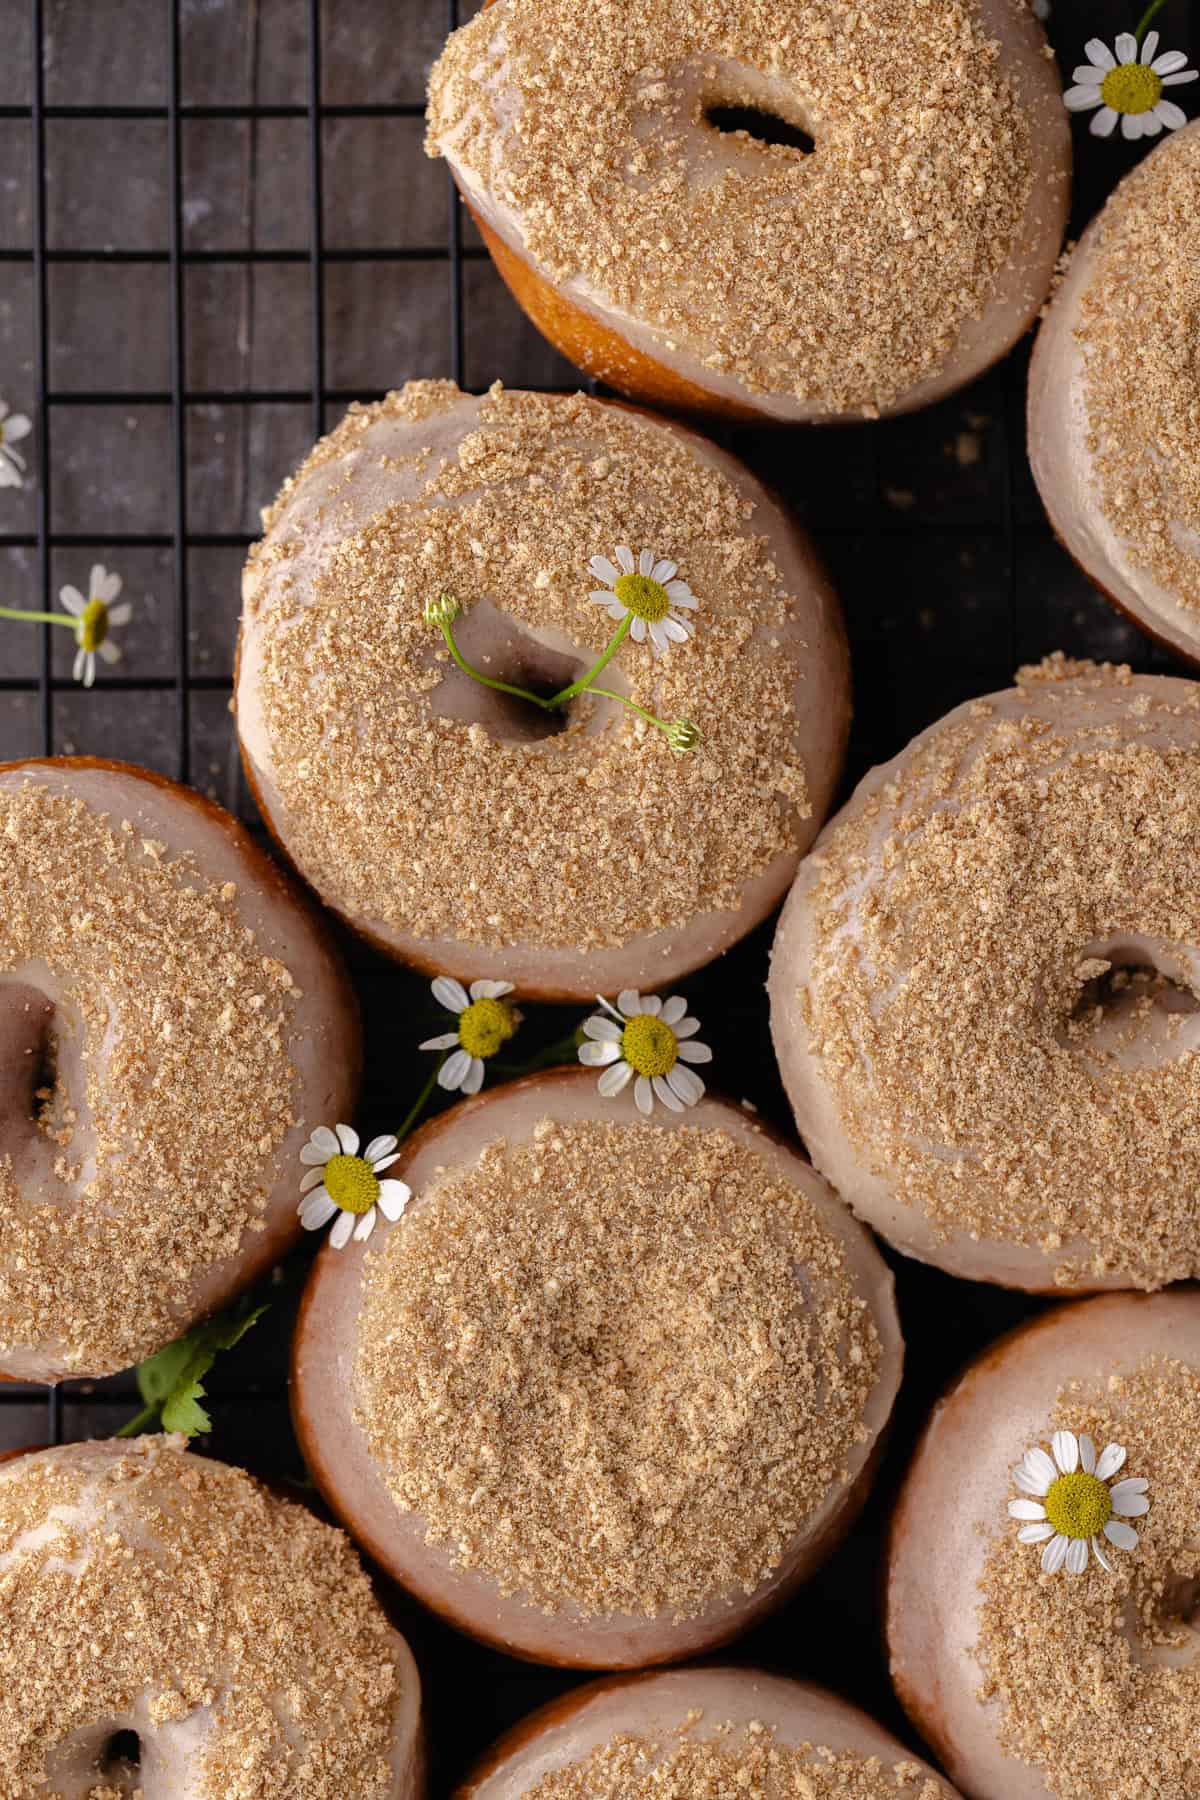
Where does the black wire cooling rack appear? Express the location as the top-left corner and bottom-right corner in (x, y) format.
(0, 0), (1194, 1785)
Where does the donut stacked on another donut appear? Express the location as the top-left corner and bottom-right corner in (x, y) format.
(0, 758), (359, 1382)
(888, 1290), (1200, 1800)
(292, 1069), (902, 1667)
(1030, 120), (1200, 662)
(769, 658), (1200, 1292)
(0, 1436), (423, 1798)
(458, 1667), (960, 1797)
(236, 381), (849, 999)
(426, 0), (1070, 424)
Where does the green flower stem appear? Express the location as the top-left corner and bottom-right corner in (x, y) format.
(115, 1401), (159, 1439)
(546, 615), (632, 707)
(0, 605), (75, 629)
(394, 1050), (448, 1145)
(440, 620), (556, 711)
(1134, 0), (1168, 44)
(586, 684), (675, 737)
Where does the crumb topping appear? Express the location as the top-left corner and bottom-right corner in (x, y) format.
(799, 666), (1200, 1287)
(978, 1357), (1200, 1799)
(245, 382), (813, 952)
(1078, 126), (1200, 609)
(0, 781), (298, 1372)
(354, 1118), (881, 1617)
(427, 0), (1035, 416)
(0, 1440), (403, 1798)
(525, 1726), (946, 1797)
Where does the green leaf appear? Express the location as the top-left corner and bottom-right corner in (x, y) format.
(123, 1303), (269, 1440)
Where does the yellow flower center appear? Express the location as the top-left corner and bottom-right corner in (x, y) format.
(613, 571), (670, 622)
(79, 598), (109, 653)
(1101, 63), (1162, 115)
(322, 1153), (380, 1215)
(458, 997), (517, 1060)
(621, 1014), (679, 1078)
(1044, 1471), (1113, 1540)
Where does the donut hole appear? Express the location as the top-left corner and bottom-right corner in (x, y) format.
(429, 598), (601, 745)
(1062, 943), (1200, 1065)
(100, 1729), (141, 1773)
(1160, 1573), (1200, 1631)
(0, 979), (58, 1131)
(705, 103), (815, 156)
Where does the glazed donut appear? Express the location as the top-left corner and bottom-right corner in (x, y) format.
(1030, 120), (1200, 663)
(0, 1436), (422, 1797)
(236, 380), (848, 999)
(0, 757), (358, 1381)
(457, 1666), (960, 1797)
(888, 1290), (1200, 1800)
(426, 0), (1070, 424)
(292, 1068), (902, 1667)
(769, 657), (1200, 1293)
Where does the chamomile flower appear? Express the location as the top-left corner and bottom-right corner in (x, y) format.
(579, 990), (713, 1115)
(1008, 1430), (1150, 1574)
(298, 1123), (412, 1250)
(1064, 31), (1198, 139)
(59, 564), (134, 687)
(0, 400), (31, 488)
(587, 546), (699, 655)
(420, 976), (520, 1094)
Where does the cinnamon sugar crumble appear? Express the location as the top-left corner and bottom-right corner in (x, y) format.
(354, 1120), (881, 1617)
(427, 1), (1036, 415)
(1078, 128), (1200, 608)
(243, 382), (815, 953)
(799, 666), (1200, 1287)
(0, 781), (298, 1373)
(0, 1439), (404, 1799)
(527, 1727), (946, 1797)
(977, 1358), (1200, 1798)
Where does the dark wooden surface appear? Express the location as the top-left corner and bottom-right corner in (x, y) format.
(0, 1), (1195, 1791)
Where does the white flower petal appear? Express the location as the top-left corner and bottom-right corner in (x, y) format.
(661, 616), (691, 643)
(328, 1210), (355, 1250)
(1109, 1487), (1150, 1518)
(59, 585), (86, 616)
(640, 994), (663, 1016)
(1078, 1434), (1096, 1474)
(1115, 31), (1138, 63)
(1103, 1519), (1138, 1550)
(1141, 30), (1159, 63)
(439, 1048), (472, 1091)
(638, 548), (655, 575)
(300, 1166), (326, 1194)
(1092, 1535), (1115, 1573)
(1064, 84), (1105, 110)
(1008, 1499), (1049, 1521)
(1065, 1537), (1089, 1575)
(583, 1015), (623, 1042)
(1070, 64), (1106, 85)
(665, 1064), (705, 1106)
(1042, 1534), (1069, 1574)
(579, 1039), (621, 1066)
(1091, 105), (1120, 136)
(1122, 111), (1146, 139)
(634, 1075), (654, 1115)
(299, 1190), (337, 1230)
(307, 1125), (340, 1159)
(96, 639), (121, 666)
(676, 1039), (713, 1064)
(73, 647), (87, 683)
(1161, 70), (1199, 87)
(431, 975), (469, 1013)
(353, 1207), (377, 1243)
(650, 559), (677, 583)
(462, 1055), (485, 1095)
(2, 412), (30, 442)
(1141, 110), (1165, 134)
(106, 600), (133, 627)
(420, 1032), (460, 1051)
(589, 590), (618, 607)
(648, 621), (670, 655)
(1095, 1443), (1126, 1481)
(659, 996), (688, 1026)
(0, 455), (22, 487)
(1022, 1447), (1058, 1494)
(365, 1134), (399, 1163)
(1013, 1466), (1048, 1497)
(615, 545), (635, 573)
(589, 556), (620, 585)
(597, 1059), (634, 1098)
(666, 590), (698, 609)
(335, 1123), (360, 1156)
(1018, 1522), (1055, 1543)
(617, 990), (643, 1017)
(1154, 99), (1189, 128)
(1052, 1431), (1079, 1474)
(1152, 50), (1190, 74)
(629, 614), (647, 643)
(674, 1016), (701, 1039)
(372, 1152), (401, 1173)
(1085, 37), (1117, 70)
(652, 1075), (684, 1111)
(377, 1179), (411, 1221)
(470, 978), (513, 1000)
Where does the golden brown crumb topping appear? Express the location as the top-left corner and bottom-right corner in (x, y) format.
(245, 382), (813, 952)
(0, 1440), (403, 1798)
(427, 1), (1035, 415)
(0, 781), (297, 1372)
(978, 1357), (1200, 1799)
(1079, 126), (1200, 608)
(354, 1118), (880, 1617)
(800, 665), (1200, 1287)
(526, 1726), (945, 1797)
